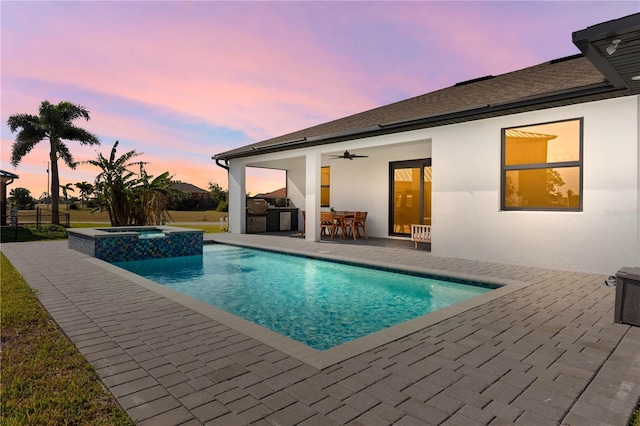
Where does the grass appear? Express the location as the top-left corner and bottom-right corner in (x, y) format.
(1, 224), (68, 243)
(0, 253), (135, 425)
(631, 404), (640, 426)
(1, 208), (228, 243)
(48, 206), (227, 223)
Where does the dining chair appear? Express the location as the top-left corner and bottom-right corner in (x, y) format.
(320, 212), (338, 239)
(354, 211), (368, 239)
(343, 211), (368, 240)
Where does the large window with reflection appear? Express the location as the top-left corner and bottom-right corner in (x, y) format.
(502, 118), (582, 211)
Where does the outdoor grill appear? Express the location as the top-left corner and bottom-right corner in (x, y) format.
(247, 198), (269, 215)
(246, 199), (268, 233)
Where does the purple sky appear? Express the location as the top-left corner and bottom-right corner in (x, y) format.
(2, 1), (638, 198)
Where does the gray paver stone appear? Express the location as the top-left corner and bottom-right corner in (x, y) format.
(191, 400), (230, 423)
(237, 403), (273, 423)
(285, 381), (329, 406)
(137, 406), (195, 425)
(127, 394), (181, 422)
(311, 396), (343, 415)
(349, 411), (390, 426)
(118, 384), (170, 410)
(180, 390), (217, 410)
(265, 401), (316, 426)
(327, 404), (361, 424)
(398, 397), (449, 425)
(262, 391), (297, 411)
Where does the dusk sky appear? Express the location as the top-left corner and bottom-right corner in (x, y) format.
(2, 1), (638, 199)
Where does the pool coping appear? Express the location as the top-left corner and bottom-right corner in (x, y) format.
(67, 225), (202, 238)
(93, 242), (532, 369)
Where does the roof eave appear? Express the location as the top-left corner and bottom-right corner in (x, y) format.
(572, 13), (640, 93)
(214, 82), (620, 161)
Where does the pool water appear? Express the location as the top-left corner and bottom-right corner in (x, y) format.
(115, 244), (494, 350)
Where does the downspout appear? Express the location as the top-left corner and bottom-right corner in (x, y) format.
(212, 155), (231, 229)
(213, 156), (229, 171)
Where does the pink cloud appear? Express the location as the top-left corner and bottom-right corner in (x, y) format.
(4, 0), (637, 200)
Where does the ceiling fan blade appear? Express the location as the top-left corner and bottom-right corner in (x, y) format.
(329, 150), (367, 159)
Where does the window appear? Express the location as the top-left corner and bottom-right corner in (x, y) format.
(502, 118), (582, 210)
(321, 166), (330, 207)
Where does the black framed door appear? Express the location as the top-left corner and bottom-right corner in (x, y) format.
(389, 159), (432, 236)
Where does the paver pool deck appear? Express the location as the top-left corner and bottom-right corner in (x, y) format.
(2, 233), (639, 425)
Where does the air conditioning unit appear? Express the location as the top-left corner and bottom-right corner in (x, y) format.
(614, 267), (640, 327)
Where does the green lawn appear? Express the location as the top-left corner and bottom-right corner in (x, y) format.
(1, 224), (68, 243)
(1, 223), (224, 243)
(0, 253), (135, 425)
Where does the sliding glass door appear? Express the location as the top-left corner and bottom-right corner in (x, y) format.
(389, 159), (432, 236)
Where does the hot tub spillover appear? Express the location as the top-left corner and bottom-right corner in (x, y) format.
(67, 226), (203, 262)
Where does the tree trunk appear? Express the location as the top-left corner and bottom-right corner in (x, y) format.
(50, 151), (60, 225)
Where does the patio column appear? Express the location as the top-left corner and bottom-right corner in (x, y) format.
(228, 162), (246, 234)
(305, 152), (321, 241)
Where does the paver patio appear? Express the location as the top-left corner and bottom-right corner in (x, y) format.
(2, 234), (639, 425)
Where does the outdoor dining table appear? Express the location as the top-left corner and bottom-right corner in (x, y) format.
(331, 211), (355, 239)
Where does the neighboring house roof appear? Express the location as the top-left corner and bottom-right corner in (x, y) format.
(0, 170), (19, 183)
(504, 129), (557, 140)
(215, 13), (639, 161)
(170, 182), (208, 194)
(0, 170), (20, 179)
(254, 188), (286, 198)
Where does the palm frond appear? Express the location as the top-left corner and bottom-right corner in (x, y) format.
(7, 113), (41, 133)
(56, 143), (76, 168)
(56, 101), (91, 122)
(60, 125), (100, 145)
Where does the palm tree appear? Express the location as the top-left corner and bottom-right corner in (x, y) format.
(59, 183), (75, 210)
(75, 181), (94, 209)
(132, 166), (175, 226)
(7, 100), (100, 225)
(85, 141), (174, 226)
(84, 141), (143, 226)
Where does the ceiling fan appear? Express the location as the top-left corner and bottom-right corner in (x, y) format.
(330, 150), (368, 160)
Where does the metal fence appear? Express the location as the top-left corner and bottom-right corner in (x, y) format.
(10, 207), (70, 228)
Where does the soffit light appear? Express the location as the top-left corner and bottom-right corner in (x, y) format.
(605, 39), (621, 56)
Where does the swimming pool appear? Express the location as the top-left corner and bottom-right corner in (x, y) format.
(115, 244), (495, 350)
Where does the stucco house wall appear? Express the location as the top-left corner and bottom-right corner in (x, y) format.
(228, 95), (638, 275)
(432, 95), (639, 274)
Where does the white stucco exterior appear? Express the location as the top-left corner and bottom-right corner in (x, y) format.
(226, 95), (640, 275)
(431, 96), (639, 275)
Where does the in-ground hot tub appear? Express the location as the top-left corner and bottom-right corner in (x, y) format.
(68, 226), (203, 262)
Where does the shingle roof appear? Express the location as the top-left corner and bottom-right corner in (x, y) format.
(216, 55), (613, 160)
(254, 188), (286, 198)
(170, 182), (208, 194)
(214, 13), (640, 161)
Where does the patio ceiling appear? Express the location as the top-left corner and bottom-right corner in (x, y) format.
(572, 13), (640, 95)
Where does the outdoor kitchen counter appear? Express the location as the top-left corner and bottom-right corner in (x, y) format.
(247, 207), (299, 233)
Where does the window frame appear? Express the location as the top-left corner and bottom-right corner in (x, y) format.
(500, 117), (583, 212)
